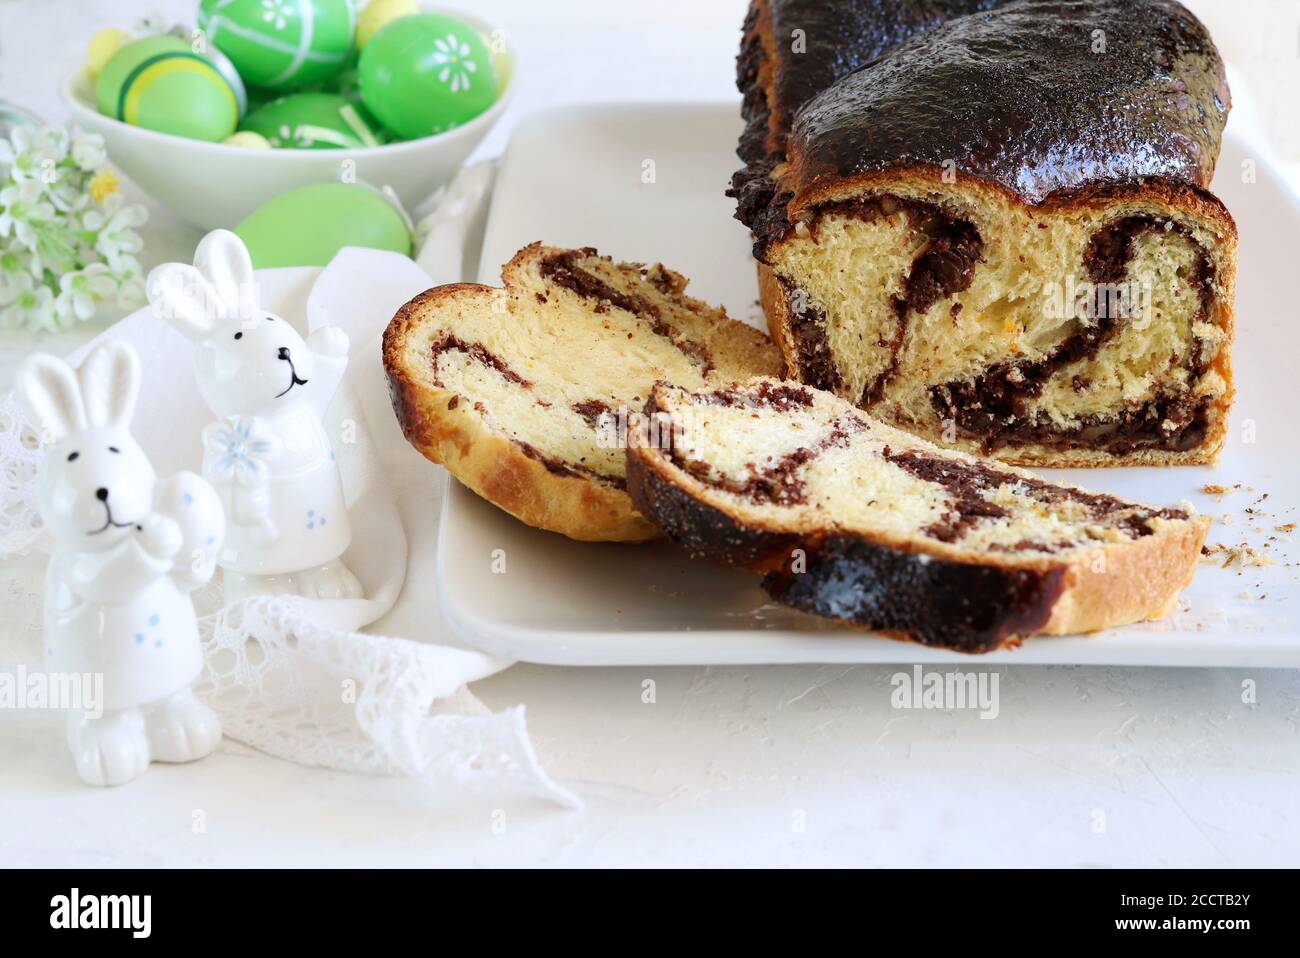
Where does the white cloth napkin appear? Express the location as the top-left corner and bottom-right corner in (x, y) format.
(0, 165), (580, 807)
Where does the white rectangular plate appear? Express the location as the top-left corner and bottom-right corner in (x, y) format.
(438, 102), (1300, 667)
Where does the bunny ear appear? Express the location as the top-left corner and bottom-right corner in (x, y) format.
(15, 353), (87, 444)
(194, 229), (256, 324)
(79, 339), (140, 430)
(147, 263), (223, 340)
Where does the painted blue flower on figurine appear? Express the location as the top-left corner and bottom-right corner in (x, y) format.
(202, 415), (279, 486)
(201, 414), (282, 545)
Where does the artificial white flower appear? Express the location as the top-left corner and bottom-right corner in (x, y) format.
(56, 263), (117, 322)
(0, 275), (56, 331)
(2, 126), (67, 185)
(31, 126), (69, 163)
(112, 254), (145, 308)
(0, 179), (54, 248)
(0, 122), (148, 331)
(0, 264), (31, 306)
(70, 130), (106, 171)
(88, 194), (147, 268)
(0, 127), (35, 180)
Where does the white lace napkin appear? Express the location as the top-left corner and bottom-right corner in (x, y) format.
(0, 241), (579, 808)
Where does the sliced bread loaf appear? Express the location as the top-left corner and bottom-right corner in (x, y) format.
(734, 0), (1236, 467)
(626, 377), (1209, 652)
(383, 243), (784, 541)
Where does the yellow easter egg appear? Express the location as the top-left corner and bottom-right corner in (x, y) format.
(224, 130), (273, 148)
(357, 0), (419, 50)
(87, 28), (129, 80)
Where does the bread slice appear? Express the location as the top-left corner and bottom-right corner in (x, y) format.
(626, 377), (1210, 652)
(383, 243), (784, 541)
(733, 0), (1236, 467)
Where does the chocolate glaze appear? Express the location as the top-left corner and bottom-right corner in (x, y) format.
(742, 0), (1013, 153)
(626, 443), (803, 570)
(732, 0), (1230, 258)
(730, 1), (1008, 259)
(763, 534), (1067, 652)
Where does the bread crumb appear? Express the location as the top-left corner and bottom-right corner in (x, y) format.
(1201, 483), (1232, 495)
(1201, 542), (1276, 568)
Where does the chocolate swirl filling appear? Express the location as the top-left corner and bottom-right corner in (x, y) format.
(929, 217), (1215, 454)
(781, 196), (984, 402)
(430, 334), (626, 488)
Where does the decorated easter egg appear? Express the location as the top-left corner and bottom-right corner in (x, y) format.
(224, 130), (272, 148)
(234, 182), (411, 268)
(197, 0), (357, 90)
(95, 35), (239, 142)
(239, 92), (386, 149)
(203, 42), (250, 116)
(356, 0), (418, 49)
(358, 13), (498, 140)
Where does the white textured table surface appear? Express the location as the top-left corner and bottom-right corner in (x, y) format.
(1, 0), (1298, 868)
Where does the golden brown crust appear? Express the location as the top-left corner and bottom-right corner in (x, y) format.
(755, 261), (795, 375)
(1041, 515), (1210, 636)
(382, 284), (661, 542)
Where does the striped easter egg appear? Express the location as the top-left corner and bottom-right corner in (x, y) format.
(95, 35), (239, 141)
(198, 0), (357, 91)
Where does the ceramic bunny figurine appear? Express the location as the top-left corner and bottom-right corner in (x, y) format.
(16, 340), (225, 786)
(146, 229), (361, 601)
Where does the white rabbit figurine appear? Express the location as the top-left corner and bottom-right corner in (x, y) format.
(16, 340), (226, 786)
(146, 230), (362, 602)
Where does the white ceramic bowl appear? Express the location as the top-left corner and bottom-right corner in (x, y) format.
(62, 7), (515, 229)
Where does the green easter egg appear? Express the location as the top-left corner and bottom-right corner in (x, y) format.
(240, 92), (386, 149)
(95, 35), (239, 141)
(198, 0), (357, 90)
(358, 13), (498, 140)
(234, 182), (411, 268)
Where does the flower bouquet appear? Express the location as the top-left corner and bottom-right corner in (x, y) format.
(0, 124), (149, 332)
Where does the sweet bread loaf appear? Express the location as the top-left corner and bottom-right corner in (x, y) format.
(732, 0), (1237, 466)
(626, 377), (1209, 652)
(383, 243), (784, 541)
